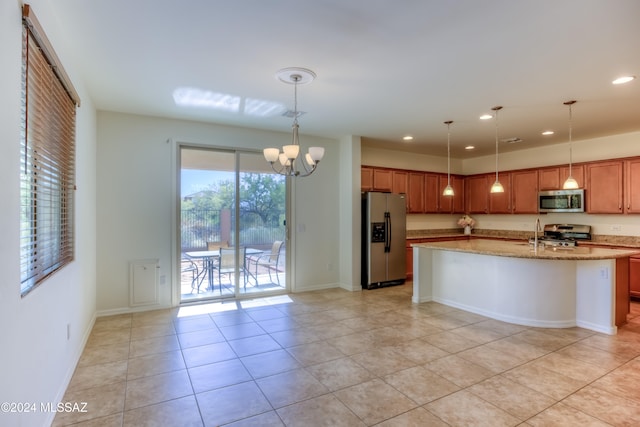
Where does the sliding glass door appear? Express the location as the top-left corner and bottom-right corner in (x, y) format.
(179, 146), (287, 302)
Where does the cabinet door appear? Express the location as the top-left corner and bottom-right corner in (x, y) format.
(512, 170), (539, 213)
(630, 257), (640, 298)
(489, 172), (512, 213)
(452, 176), (466, 214)
(625, 159), (640, 213)
(423, 173), (439, 213)
(408, 172), (424, 213)
(373, 168), (393, 192)
(587, 161), (623, 213)
(392, 170), (408, 194)
(538, 167), (560, 190)
(465, 175), (489, 214)
(361, 167), (373, 191)
(560, 164), (584, 189)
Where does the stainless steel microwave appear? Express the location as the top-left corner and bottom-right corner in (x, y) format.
(538, 189), (585, 213)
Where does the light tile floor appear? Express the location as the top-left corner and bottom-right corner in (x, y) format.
(54, 283), (640, 426)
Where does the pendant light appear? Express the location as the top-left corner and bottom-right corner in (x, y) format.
(562, 100), (579, 189)
(443, 120), (454, 196)
(263, 67), (324, 177)
(490, 106), (504, 193)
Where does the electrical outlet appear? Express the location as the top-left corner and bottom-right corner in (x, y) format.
(599, 268), (609, 280)
(611, 225), (622, 232)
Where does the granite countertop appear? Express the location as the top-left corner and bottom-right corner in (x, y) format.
(407, 229), (640, 248)
(411, 239), (640, 260)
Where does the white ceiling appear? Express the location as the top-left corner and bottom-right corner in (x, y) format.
(50, 0), (640, 158)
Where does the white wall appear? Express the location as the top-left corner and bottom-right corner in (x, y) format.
(338, 135), (363, 291)
(0, 1), (97, 426)
(463, 131), (640, 175)
(362, 146), (465, 174)
(96, 111), (343, 313)
(363, 131), (640, 237)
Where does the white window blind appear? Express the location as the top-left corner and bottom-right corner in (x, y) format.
(20, 4), (79, 296)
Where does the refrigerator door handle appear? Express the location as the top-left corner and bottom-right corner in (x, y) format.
(384, 212), (391, 253)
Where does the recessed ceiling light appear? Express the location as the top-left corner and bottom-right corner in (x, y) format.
(612, 76), (636, 85)
(479, 114), (493, 120)
(402, 135), (414, 141)
(542, 130), (554, 136)
(465, 145), (475, 150)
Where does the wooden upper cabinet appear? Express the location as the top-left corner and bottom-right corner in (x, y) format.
(452, 176), (465, 213)
(511, 169), (539, 213)
(392, 170), (408, 194)
(361, 167), (373, 191)
(538, 167), (561, 190)
(489, 172), (512, 213)
(587, 160), (623, 213)
(373, 168), (393, 192)
(423, 173), (439, 213)
(408, 172), (425, 213)
(438, 175), (465, 213)
(625, 158), (640, 213)
(465, 174), (489, 214)
(560, 164), (584, 189)
(539, 165), (584, 190)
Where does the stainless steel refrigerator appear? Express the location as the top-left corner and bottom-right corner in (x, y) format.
(361, 192), (407, 289)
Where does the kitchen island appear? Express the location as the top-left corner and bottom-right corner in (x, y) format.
(412, 239), (640, 335)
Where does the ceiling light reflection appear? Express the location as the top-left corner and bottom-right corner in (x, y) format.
(173, 87), (285, 117)
(173, 87), (240, 112)
(612, 76), (636, 85)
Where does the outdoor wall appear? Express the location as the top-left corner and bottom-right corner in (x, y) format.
(0, 1), (98, 426)
(96, 111), (342, 314)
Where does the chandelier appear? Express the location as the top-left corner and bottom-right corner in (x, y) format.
(263, 67), (324, 177)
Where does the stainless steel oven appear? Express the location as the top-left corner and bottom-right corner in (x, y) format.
(538, 189), (584, 213)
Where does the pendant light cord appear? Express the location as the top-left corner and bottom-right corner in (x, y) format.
(494, 107), (500, 182)
(568, 102), (573, 177)
(446, 121), (452, 185)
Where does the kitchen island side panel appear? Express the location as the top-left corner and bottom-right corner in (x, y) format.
(412, 244), (623, 334)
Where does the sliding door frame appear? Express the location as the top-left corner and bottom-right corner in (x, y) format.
(171, 140), (291, 306)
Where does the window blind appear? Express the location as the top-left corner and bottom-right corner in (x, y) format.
(20, 5), (78, 296)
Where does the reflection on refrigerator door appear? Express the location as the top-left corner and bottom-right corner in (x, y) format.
(361, 191), (406, 289)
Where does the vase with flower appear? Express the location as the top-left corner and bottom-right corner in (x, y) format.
(458, 214), (476, 235)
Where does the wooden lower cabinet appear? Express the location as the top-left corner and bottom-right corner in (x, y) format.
(631, 255), (640, 298)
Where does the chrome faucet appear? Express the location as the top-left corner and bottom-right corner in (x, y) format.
(534, 217), (543, 250)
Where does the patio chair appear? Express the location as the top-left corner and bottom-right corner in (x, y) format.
(212, 247), (247, 292)
(181, 255), (200, 292)
(249, 240), (284, 287)
(207, 240), (228, 251)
